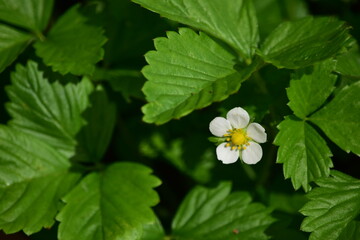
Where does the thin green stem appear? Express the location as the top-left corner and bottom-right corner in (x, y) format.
(34, 31), (46, 42)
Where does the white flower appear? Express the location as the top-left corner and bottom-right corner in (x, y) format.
(209, 107), (267, 164)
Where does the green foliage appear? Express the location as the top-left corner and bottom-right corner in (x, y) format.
(57, 162), (161, 240)
(35, 5), (106, 75)
(300, 171), (360, 240)
(274, 117), (333, 191)
(259, 17), (351, 68)
(132, 0), (259, 61)
(336, 48), (360, 78)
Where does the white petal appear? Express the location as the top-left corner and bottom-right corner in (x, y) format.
(226, 107), (250, 129)
(216, 143), (239, 164)
(247, 123), (267, 143)
(241, 142), (263, 164)
(209, 117), (231, 137)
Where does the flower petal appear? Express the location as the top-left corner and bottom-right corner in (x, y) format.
(209, 117), (231, 137)
(216, 143), (239, 164)
(247, 123), (267, 143)
(226, 107), (250, 129)
(241, 142), (263, 164)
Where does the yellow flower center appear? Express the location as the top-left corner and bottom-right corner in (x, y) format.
(231, 131), (247, 145)
(224, 129), (250, 150)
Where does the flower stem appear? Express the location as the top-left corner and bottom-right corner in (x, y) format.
(241, 163), (257, 181)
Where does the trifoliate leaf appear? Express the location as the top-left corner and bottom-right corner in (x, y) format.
(287, 59), (337, 119)
(336, 50), (360, 78)
(0, 0), (53, 32)
(259, 17), (351, 69)
(142, 28), (245, 124)
(274, 117), (333, 192)
(0, 126), (80, 235)
(72, 86), (116, 163)
(300, 171), (360, 240)
(132, 0), (258, 61)
(6, 61), (93, 158)
(35, 5), (107, 75)
(0, 24), (32, 73)
(310, 81), (360, 155)
(57, 162), (161, 240)
(171, 182), (274, 240)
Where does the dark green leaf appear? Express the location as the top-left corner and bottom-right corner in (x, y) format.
(57, 162), (161, 240)
(259, 17), (351, 69)
(300, 171), (360, 240)
(310, 81), (360, 154)
(336, 49), (360, 78)
(287, 59), (337, 118)
(35, 5), (107, 75)
(274, 117), (333, 191)
(132, 0), (259, 61)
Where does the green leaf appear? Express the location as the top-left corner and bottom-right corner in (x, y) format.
(141, 218), (166, 240)
(274, 117), (333, 191)
(0, 24), (32, 73)
(310, 81), (360, 154)
(259, 17), (351, 69)
(6, 61), (93, 158)
(300, 171), (360, 240)
(142, 28), (245, 124)
(287, 59), (337, 118)
(0, 0), (53, 32)
(57, 162), (161, 240)
(0, 126), (80, 235)
(35, 5), (107, 75)
(132, 0), (259, 61)
(72, 86), (116, 163)
(336, 49), (360, 78)
(171, 182), (274, 240)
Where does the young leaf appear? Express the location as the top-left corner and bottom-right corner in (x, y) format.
(142, 28), (244, 124)
(0, 126), (80, 235)
(0, 0), (53, 32)
(57, 162), (161, 240)
(6, 61), (93, 158)
(259, 17), (351, 69)
(171, 182), (274, 240)
(0, 24), (32, 73)
(132, 0), (259, 61)
(310, 81), (360, 155)
(287, 59), (337, 119)
(274, 117), (333, 192)
(300, 171), (360, 240)
(35, 5), (107, 75)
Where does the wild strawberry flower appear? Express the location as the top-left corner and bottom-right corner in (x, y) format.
(209, 107), (267, 164)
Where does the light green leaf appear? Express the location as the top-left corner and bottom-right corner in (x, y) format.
(142, 28), (246, 124)
(57, 162), (161, 240)
(310, 81), (360, 154)
(0, 0), (53, 32)
(132, 0), (258, 61)
(274, 117), (333, 192)
(72, 86), (116, 163)
(300, 171), (360, 240)
(0, 126), (80, 235)
(6, 61), (93, 158)
(336, 49), (360, 78)
(287, 59), (337, 118)
(141, 218), (166, 240)
(35, 5), (107, 75)
(171, 182), (274, 240)
(259, 17), (351, 69)
(0, 24), (32, 73)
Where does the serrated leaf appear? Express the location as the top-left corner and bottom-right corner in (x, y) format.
(274, 117), (333, 191)
(35, 5), (106, 75)
(0, 126), (80, 235)
(57, 162), (161, 240)
(300, 171), (360, 240)
(72, 86), (116, 163)
(6, 61), (93, 158)
(142, 28), (245, 124)
(310, 81), (360, 154)
(259, 17), (351, 69)
(141, 218), (166, 240)
(0, 24), (32, 73)
(132, 0), (258, 61)
(171, 182), (274, 240)
(336, 50), (360, 78)
(287, 59), (337, 118)
(0, 0), (53, 32)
